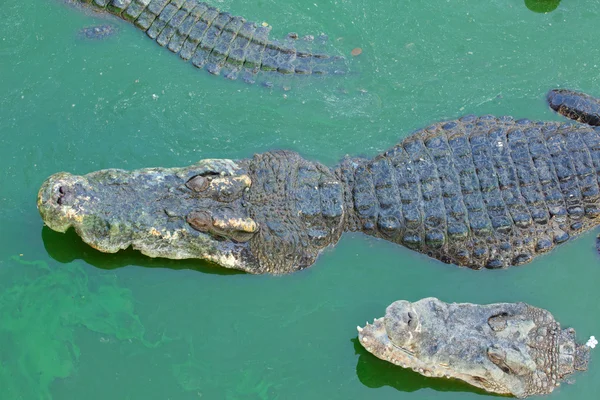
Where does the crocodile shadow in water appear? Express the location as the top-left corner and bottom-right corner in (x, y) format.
(352, 338), (499, 397)
(41, 226), (244, 275)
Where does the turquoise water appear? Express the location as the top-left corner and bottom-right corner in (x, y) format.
(1, 0), (599, 398)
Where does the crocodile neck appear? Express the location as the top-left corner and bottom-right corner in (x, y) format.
(335, 156), (365, 232)
(336, 152), (428, 243)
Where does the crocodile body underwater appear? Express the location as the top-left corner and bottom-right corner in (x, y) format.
(357, 297), (590, 398)
(38, 89), (600, 274)
(67, 0), (345, 83)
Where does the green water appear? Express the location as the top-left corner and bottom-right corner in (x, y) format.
(1, 0), (599, 398)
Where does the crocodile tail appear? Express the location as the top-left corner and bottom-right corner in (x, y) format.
(548, 89), (600, 126)
(74, 1), (346, 82)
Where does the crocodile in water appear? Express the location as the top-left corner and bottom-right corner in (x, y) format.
(357, 297), (590, 398)
(37, 89), (600, 273)
(66, 0), (345, 83)
(78, 24), (118, 39)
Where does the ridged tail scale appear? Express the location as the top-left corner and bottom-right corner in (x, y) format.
(76, 0), (344, 82)
(339, 116), (600, 269)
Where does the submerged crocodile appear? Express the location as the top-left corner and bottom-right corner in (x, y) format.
(357, 298), (590, 398)
(78, 24), (118, 39)
(38, 89), (600, 274)
(66, 0), (345, 82)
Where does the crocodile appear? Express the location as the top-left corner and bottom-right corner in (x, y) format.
(357, 297), (590, 398)
(37, 89), (600, 274)
(65, 0), (345, 83)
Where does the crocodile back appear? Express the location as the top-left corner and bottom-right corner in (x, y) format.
(343, 116), (600, 269)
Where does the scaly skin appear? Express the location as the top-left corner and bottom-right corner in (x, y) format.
(357, 298), (590, 398)
(67, 0), (345, 82)
(38, 152), (345, 274)
(38, 89), (600, 273)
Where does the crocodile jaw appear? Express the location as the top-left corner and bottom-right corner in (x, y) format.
(37, 162), (260, 273)
(357, 315), (516, 395)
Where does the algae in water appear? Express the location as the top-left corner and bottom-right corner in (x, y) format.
(0, 256), (153, 399)
(172, 335), (281, 399)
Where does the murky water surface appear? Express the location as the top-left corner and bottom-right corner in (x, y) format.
(1, 0), (599, 398)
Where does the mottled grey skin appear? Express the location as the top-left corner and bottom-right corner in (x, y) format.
(357, 298), (590, 398)
(38, 152), (345, 274)
(38, 90), (600, 273)
(66, 0), (345, 82)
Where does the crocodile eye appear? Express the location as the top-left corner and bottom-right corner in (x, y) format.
(186, 175), (210, 192)
(187, 211), (212, 232)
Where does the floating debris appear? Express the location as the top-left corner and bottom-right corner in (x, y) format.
(351, 48), (363, 56)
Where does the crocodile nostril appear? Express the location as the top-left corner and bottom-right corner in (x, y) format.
(56, 186), (74, 206)
(406, 312), (415, 327)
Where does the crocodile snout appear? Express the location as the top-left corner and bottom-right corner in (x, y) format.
(37, 172), (86, 233)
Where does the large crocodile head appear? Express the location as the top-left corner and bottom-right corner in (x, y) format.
(38, 151), (346, 274)
(357, 298), (590, 398)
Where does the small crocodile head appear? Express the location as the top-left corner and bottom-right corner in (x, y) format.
(547, 89), (600, 126)
(357, 298), (590, 397)
(38, 151), (346, 274)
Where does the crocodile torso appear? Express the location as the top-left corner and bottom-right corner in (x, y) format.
(68, 0), (345, 82)
(38, 89), (600, 273)
(358, 298), (590, 398)
(340, 113), (600, 269)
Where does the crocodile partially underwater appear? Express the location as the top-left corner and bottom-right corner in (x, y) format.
(38, 89), (600, 274)
(78, 24), (118, 39)
(357, 297), (590, 398)
(66, 0), (345, 82)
